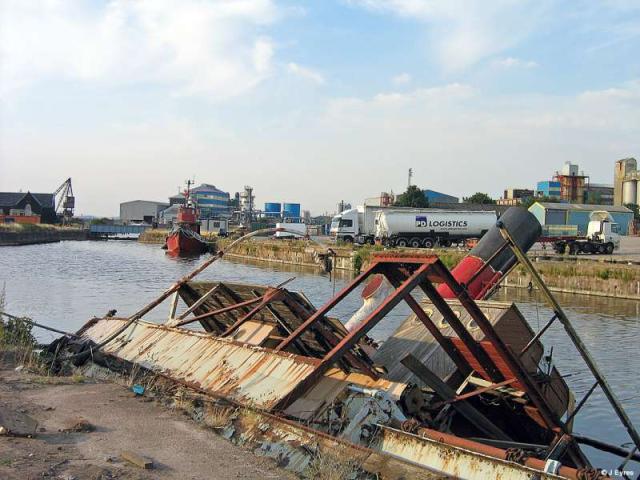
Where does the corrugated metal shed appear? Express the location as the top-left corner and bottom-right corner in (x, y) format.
(529, 202), (633, 235)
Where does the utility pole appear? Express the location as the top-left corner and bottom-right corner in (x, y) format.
(408, 168), (413, 188)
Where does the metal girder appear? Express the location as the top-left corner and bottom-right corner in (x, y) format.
(498, 222), (640, 457)
(221, 288), (285, 337)
(418, 279), (503, 383)
(275, 265), (382, 352)
(275, 261), (434, 411)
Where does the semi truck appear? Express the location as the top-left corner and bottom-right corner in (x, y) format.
(543, 211), (621, 255)
(330, 205), (409, 244)
(375, 210), (497, 248)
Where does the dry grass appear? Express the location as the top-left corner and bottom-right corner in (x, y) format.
(511, 260), (640, 296)
(202, 404), (236, 429)
(305, 444), (365, 480)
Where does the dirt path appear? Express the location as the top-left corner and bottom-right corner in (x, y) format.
(0, 366), (295, 480)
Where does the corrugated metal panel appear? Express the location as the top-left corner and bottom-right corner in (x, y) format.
(612, 212), (633, 235)
(567, 211), (591, 235)
(545, 209), (565, 225)
(80, 318), (319, 410)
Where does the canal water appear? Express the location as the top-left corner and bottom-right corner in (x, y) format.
(1, 240), (639, 472)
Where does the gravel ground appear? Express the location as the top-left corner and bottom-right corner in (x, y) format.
(0, 364), (295, 480)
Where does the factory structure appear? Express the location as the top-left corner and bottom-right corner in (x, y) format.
(614, 157), (640, 207)
(119, 183), (304, 233)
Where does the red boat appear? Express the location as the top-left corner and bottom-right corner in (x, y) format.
(165, 182), (209, 255)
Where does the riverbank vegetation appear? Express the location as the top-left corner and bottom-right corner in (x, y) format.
(0, 223), (82, 233)
(511, 260), (640, 297)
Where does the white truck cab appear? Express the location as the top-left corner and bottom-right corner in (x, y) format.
(587, 220), (620, 250)
(330, 207), (362, 243)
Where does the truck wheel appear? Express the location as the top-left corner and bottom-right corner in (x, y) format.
(396, 238), (408, 248)
(440, 239), (452, 248)
(597, 244), (606, 254)
(582, 243), (593, 254)
(409, 238), (422, 248)
(606, 242), (614, 254)
(343, 236), (353, 243)
(423, 238), (435, 248)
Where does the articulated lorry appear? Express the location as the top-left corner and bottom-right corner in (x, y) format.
(375, 210), (497, 248)
(330, 205), (406, 244)
(542, 211), (621, 255)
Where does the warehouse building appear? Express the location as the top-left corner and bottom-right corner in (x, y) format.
(0, 191), (56, 224)
(424, 189), (459, 204)
(120, 200), (169, 224)
(528, 202), (634, 235)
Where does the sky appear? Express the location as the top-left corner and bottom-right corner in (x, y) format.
(1, 0), (640, 217)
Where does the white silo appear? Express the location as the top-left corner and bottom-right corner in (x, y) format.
(623, 179), (638, 205)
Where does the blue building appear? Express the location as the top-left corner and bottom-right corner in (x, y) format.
(424, 189), (459, 204)
(536, 181), (561, 199)
(170, 184), (230, 218)
(528, 202), (634, 235)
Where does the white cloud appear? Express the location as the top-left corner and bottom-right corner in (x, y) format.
(286, 62), (325, 85)
(493, 57), (539, 69)
(0, 0), (280, 99)
(392, 72), (412, 85)
(347, 0), (550, 70)
(317, 80), (640, 203)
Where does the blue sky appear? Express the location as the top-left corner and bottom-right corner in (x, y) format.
(1, 0), (640, 216)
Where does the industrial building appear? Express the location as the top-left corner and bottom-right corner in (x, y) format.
(614, 157), (639, 206)
(364, 192), (395, 207)
(536, 181), (562, 199)
(423, 189), (459, 204)
(585, 183), (614, 205)
(528, 202), (633, 235)
(498, 188), (534, 206)
(190, 184), (230, 218)
(0, 191), (56, 224)
(120, 200), (169, 224)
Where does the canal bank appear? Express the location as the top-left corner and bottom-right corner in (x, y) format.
(208, 238), (640, 299)
(0, 225), (87, 246)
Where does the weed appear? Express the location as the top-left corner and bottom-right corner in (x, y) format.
(305, 445), (364, 480)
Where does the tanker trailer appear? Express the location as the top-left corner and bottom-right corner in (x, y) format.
(375, 210), (497, 248)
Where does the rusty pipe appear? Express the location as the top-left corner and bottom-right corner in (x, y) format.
(386, 422), (581, 480)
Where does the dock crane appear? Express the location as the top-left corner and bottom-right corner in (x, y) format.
(54, 178), (75, 224)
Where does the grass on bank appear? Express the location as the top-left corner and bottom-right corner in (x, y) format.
(0, 223), (83, 233)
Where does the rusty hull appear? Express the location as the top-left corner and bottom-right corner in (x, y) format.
(79, 317), (405, 411)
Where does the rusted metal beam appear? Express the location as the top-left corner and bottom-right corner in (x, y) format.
(433, 261), (567, 436)
(498, 221), (640, 457)
(221, 288), (284, 337)
(401, 353), (512, 441)
(519, 314), (557, 357)
(173, 296), (265, 328)
(274, 262), (432, 410)
(175, 284), (220, 321)
(418, 280), (503, 383)
(279, 293), (380, 379)
(275, 264), (380, 352)
(382, 268), (473, 377)
(433, 378), (517, 408)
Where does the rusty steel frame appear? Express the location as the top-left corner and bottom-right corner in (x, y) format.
(221, 288), (285, 336)
(498, 222), (640, 458)
(275, 260), (436, 410)
(173, 295), (266, 328)
(433, 260), (570, 434)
